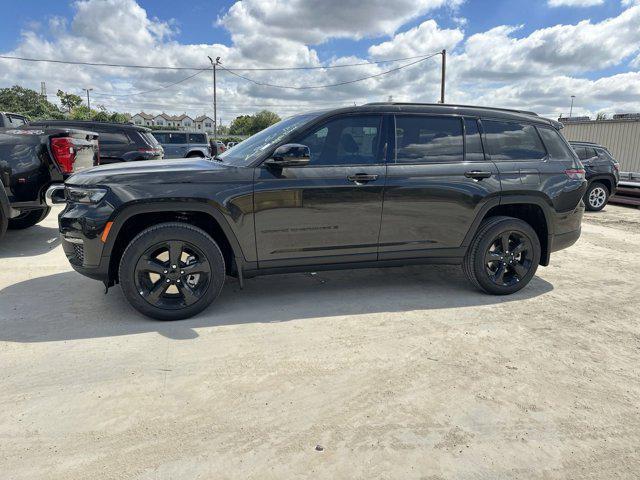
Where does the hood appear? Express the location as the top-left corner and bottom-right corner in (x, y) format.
(66, 158), (230, 186)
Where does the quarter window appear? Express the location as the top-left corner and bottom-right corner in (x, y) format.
(483, 120), (546, 161)
(295, 115), (382, 166)
(394, 116), (463, 163)
(537, 127), (575, 160)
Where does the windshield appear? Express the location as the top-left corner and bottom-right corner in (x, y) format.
(218, 113), (319, 166)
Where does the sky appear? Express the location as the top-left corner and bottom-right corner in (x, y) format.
(1, 0), (640, 124)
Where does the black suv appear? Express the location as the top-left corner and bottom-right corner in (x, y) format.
(28, 120), (163, 164)
(54, 104), (586, 320)
(569, 141), (619, 211)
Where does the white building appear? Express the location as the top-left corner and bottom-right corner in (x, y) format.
(132, 112), (214, 133)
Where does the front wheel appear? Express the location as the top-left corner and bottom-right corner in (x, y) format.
(584, 182), (609, 211)
(8, 207), (51, 230)
(463, 216), (541, 295)
(118, 222), (226, 320)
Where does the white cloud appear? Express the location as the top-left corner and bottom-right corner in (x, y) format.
(1, 0), (640, 122)
(548, 0), (604, 7)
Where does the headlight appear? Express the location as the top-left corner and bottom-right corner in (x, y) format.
(65, 187), (107, 204)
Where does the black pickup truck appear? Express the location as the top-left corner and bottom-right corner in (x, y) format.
(0, 127), (99, 240)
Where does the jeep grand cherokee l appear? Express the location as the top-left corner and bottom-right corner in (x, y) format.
(52, 103), (587, 320)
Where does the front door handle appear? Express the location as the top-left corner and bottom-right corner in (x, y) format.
(347, 173), (379, 184)
(464, 170), (492, 180)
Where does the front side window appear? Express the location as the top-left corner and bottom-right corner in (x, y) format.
(483, 120), (546, 161)
(394, 115), (463, 163)
(152, 132), (166, 143)
(295, 115), (382, 166)
(538, 127), (575, 160)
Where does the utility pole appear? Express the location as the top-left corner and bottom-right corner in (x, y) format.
(440, 49), (446, 104)
(569, 95), (575, 118)
(208, 56), (221, 142)
(83, 88), (93, 110)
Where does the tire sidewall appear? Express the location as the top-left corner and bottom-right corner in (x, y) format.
(472, 219), (541, 295)
(119, 223), (226, 320)
(7, 207), (51, 230)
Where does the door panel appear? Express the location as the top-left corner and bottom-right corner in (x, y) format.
(254, 165), (386, 265)
(379, 115), (500, 258)
(254, 114), (387, 267)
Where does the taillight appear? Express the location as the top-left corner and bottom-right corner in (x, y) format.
(565, 168), (585, 180)
(50, 137), (76, 174)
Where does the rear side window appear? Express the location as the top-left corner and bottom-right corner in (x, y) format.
(395, 115), (463, 163)
(98, 132), (131, 144)
(574, 146), (597, 160)
(483, 120), (546, 161)
(537, 127), (575, 160)
(152, 132), (166, 143)
(464, 118), (484, 161)
(166, 133), (187, 144)
(188, 133), (207, 143)
(8, 114), (27, 126)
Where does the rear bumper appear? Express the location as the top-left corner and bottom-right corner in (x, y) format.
(549, 227), (581, 253)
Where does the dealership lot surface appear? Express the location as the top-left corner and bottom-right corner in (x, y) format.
(1, 205), (639, 479)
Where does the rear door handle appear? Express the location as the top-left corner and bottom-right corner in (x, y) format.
(464, 170), (492, 180)
(347, 173), (379, 183)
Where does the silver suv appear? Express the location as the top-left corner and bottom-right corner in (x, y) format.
(151, 131), (211, 159)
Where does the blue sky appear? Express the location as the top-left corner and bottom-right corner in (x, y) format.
(1, 0), (639, 120)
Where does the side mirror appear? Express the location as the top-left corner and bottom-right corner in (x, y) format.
(265, 144), (311, 167)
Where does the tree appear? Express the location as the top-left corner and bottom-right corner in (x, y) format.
(56, 89), (83, 113)
(0, 85), (64, 120)
(596, 112), (608, 121)
(250, 110), (281, 134)
(228, 111), (281, 136)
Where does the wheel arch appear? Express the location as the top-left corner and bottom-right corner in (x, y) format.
(465, 197), (553, 266)
(587, 175), (615, 194)
(104, 201), (245, 284)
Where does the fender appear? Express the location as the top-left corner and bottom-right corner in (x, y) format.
(101, 199), (247, 263)
(587, 174), (617, 190)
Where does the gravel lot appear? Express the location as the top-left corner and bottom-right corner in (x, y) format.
(1, 204), (639, 479)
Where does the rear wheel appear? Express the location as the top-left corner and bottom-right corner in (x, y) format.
(584, 182), (608, 211)
(463, 216), (541, 295)
(118, 222), (225, 320)
(8, 207), (51, 230)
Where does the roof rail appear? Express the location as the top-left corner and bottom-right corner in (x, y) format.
(364, 102), (539, 117)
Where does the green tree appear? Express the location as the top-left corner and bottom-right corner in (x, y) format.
(229, 111), (281, 136)
(56, 89), (83, 113)
(596, 112), (608, 121)
(0, 85), (64, 120)
(250, 110), (281, 134)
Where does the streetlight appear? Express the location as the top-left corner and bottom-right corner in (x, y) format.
(569, 95), (575, 118)
(83, 88), (93, 111)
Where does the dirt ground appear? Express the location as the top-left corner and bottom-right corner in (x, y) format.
(1, 204), (639, 479)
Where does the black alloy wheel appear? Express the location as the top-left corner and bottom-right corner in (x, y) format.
(484, 231), (533, 287)
(119, 223), (225, 320)
(463, 216), (541, 295)
(135, 240), (212, 310)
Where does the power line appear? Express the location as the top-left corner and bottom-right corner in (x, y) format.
(90, 69), (208, 97)
(0, 52), (441, 72)
(218, 53), (441, 90)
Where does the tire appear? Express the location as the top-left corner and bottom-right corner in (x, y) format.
(463, 216), (541, 295)
(7, 207), (51, 230)
(584, 181), (609, 212)
(118, 222), (226, 320)
(186, 152), (204, 158)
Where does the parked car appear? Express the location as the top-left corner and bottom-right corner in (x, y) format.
(0, 112), (28, 128)
(53, 103), (586, 320)
(28, 120), (163, 164)
(569, 141), (620, 211)
(0, 126), (98, 240)
(151, 131), (210, 159)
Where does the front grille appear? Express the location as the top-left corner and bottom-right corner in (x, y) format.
(73, 243), (85, 263)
